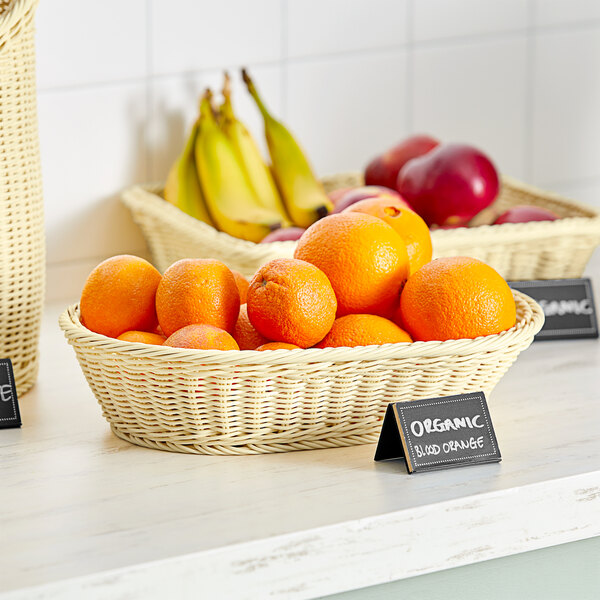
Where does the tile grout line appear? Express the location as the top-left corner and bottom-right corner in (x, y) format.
(280, 0), (289, 119)
(36, 18), (600, 97)
(524, 0), (536, 183)
(405, 0), (414, 133)
(145, 0), (154, 180)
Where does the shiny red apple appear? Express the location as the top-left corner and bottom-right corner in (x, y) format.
(259, 227), (305, 243)
(397, 143), (500, 227)
(332, 186), (408, 214)
(493, 205), (559, 225)
(365, 134), (440, 190)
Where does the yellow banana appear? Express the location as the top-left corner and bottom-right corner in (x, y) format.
(242, 69), (333, 228)
(164, 119), (215, 225)
(195, 90), (284, 242)
(219, 73), (291, 225)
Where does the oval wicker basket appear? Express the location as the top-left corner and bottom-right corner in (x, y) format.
(122, 174), (600, 281)
(59, 291), (544, 456)
(0, 0), (45, 396)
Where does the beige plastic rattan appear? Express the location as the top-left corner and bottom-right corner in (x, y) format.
(0, 0), (45, 395)
(122, 174), (600, 281)
(122, 184), (295, 278)
(60, 291), (543, 456)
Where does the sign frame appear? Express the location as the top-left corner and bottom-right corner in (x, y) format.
(0, 358), (21, 429)
(509, 278), (598, 341)
(374, 392), (501, 473)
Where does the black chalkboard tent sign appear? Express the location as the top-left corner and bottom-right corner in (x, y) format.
(509, 278), (598, 341)
(0, 358), (20, 429)
(374, 392), (501, 473)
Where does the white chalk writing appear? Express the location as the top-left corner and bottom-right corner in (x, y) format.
(410, 415), (484, 438)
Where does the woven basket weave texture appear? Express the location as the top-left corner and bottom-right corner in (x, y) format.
(0, 0), (45, 396)
(122, 174), (600, 281)
(60, 291), (543, 456)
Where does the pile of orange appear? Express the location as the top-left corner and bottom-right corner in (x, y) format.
(79, 197), (517, 351)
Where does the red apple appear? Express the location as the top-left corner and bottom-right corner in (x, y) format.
(328, 187), (354, 207)
(397, 143), (499, 227)
(259, 227), (305, 243)
(493, 205), (559, 225)
(332, 186), (409, 214)
(365, 134), (440, 190)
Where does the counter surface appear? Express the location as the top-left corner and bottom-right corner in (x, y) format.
(2, 269), (599, 600)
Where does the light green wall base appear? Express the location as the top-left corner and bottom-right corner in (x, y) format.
(320, 536), (600, 600)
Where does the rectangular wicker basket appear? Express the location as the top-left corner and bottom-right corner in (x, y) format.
(122, 175), (600, 281)
(60, 291), (543, 455)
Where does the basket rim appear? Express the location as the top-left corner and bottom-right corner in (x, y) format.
(59, 290), (544, 365)
(122, 184), (297, 254)
(122, 174), (600, 253)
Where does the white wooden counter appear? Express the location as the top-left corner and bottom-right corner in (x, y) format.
(1, 268), (599, 599)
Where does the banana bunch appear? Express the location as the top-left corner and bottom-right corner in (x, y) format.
(163, 70), (332, 242)
(242, 69), (332, 228)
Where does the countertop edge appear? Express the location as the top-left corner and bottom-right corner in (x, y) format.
(3, 470), (599, 600)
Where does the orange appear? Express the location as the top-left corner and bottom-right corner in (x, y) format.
(164, 324), (239, 350)
(398, 257), (516, 341)
(232, 270), (250, 304)
(256, 342), (300, 350)
(117, 330), (166, 345)
(315, 314), (412, 348)
(294, 212), (410, 318)
(80, 255), (161, 338)
(155, 258), (240, 337)
(247, 258), (337, 348)
(344, 197), (432, 275)
(233, 304), (270, 350)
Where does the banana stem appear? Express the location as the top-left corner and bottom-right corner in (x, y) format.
(199, 89), (216, 122)
(242, 68), (270, 119)
(220, 73), (235, 122)
(222, 71), (232, 100)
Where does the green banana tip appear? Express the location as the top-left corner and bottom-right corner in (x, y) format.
(241, 67), (251, 86)
(241, 67), (270, 118)
(242, 68), (260, 98)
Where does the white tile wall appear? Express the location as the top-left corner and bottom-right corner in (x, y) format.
(38, 83), (148, 266)
(150, 0), (283, 75)
(286, 51), (408, 175)
(31, 0), (600, 301)
(533, 0), (600, 28)
(286, 0), (408, 59)
(532, 28), (600, 186)
(412, 38), (529, 178)
(413, 0), (529, 42)
(36, 0), (147, 90)
(549, 180), (600, 209)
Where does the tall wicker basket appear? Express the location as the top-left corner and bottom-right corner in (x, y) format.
(0, 0), (45, 395)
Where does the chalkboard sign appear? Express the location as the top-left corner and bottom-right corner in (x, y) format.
(0, 359), (20, 429)
(374, 392), (501, 473)
(509, 278), (598, 341)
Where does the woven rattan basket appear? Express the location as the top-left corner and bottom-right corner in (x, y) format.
(0, 0), (45, 395)
(60, 291), (543, 456)
(122, 174), (600, 281)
